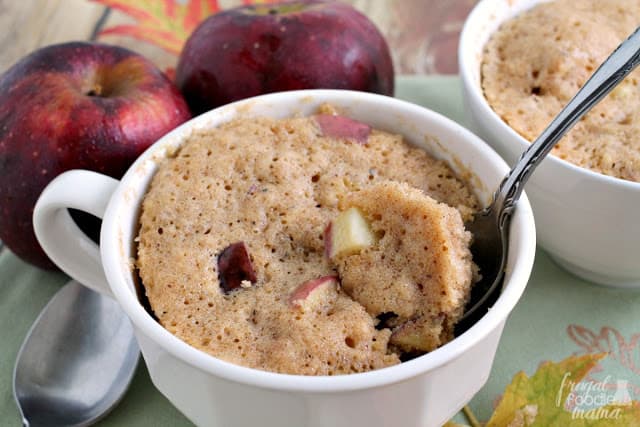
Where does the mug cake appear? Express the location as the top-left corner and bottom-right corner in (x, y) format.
(481, 0), (640, 181)
(136, 105), (479, 375)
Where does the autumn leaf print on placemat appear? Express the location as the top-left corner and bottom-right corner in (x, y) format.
(568, 324), (640, 398)
(454, 354), (640, 427)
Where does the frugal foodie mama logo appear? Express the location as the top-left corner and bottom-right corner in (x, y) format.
(557, 373), (632, 419)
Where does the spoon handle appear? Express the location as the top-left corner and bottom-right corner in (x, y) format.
(493, 26), (640, 220)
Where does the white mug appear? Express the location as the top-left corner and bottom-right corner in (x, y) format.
(34, 90), (536, 427)
(459, 0), (640, 287)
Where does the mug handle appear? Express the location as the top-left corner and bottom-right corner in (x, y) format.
(33, 170), (119, 298)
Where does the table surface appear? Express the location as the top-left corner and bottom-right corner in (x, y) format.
(1, 2), (639, 426)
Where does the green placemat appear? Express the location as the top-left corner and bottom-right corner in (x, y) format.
(1, 76), (638, 426)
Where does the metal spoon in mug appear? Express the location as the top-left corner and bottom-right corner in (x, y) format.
(13, 280), (139, 427)
(456, 26), (640, 333)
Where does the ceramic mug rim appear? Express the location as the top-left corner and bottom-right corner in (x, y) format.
(458, 0), (640, 193)
(100, 89), (536, 393)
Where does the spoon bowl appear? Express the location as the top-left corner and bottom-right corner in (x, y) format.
(13, 280), (139, 427)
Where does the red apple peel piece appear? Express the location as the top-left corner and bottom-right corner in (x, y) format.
(288, 275), (339, 308)
(323, 222), (333, 259)
(315, 114), (371, 144)
(217, 241), (257, 293)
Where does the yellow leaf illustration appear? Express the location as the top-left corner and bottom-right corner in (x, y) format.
(486, 353), (640, 427)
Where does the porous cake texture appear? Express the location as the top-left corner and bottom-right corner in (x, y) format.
(482, 0), (640, 181)
(137, 106), (478, 375)
(334, 181), (475, 354)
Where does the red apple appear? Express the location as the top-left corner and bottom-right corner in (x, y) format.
(0, 42), (191, 269)
(217, 241), (258, 293)
(176, 0), (394, 114)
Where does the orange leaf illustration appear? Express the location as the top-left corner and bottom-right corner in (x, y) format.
(568, 324), (640, 375)
(568, 324), (602, 353)
(92, 0), (278, 55)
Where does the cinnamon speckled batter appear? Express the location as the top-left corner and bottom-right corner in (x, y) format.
(137, 106), (478, 375)
(482, 0), (640, 181)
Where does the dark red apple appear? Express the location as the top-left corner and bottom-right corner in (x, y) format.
(0, 42), (191, 269)
(176, 0), (394, 114)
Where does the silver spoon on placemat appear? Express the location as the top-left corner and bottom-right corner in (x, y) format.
(13, 280), (139, 426)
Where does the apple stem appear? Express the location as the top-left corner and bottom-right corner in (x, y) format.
(86, 83), (103, 97)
